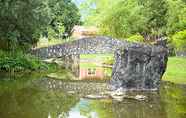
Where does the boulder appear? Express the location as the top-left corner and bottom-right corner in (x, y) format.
(111, 43), (168, 91)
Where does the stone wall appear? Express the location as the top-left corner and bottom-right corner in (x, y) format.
(111, 43), (168, 91)
(32, 36), (132, 59)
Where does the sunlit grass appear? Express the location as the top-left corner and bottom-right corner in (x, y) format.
(37, 38), (73, 48)
(80, 54), (113, 61)
(163, 57), (186, 84)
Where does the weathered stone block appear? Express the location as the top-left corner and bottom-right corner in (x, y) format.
(111, 44), (168, 91)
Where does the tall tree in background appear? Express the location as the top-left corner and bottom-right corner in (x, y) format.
(80, 0), (120, 26)
(81, 0), (170, 40)
(99, 0), (146, 39)
(48, 0), (81, 37)
(140, 0), (168, 40)
(0, 0), (50, 50)
(166, 0), (186, 35)
(0, 0), (81, 50)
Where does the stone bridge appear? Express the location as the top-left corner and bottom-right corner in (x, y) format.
(32, 36), (135, 58)
(32, 36), (168, 91)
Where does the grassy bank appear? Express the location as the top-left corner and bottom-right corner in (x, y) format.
(0, 50), (58, 73)
(163, 57), (186, 84)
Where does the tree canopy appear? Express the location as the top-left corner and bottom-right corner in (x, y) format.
(0, 0), (50, 50)
(47, 0), (81, 38)
(0, 0), (81, 50)
(81, 0), (186, 43)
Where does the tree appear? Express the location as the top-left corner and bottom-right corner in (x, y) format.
(99, 0), (146, 39)
(166, 0), (186, 35)
(0, 0), (50, 50)
(48, 0), (81, 37)
(81, 0), (170, 41)
(80, 0), (119, 26)
(137, 0), (168, 40)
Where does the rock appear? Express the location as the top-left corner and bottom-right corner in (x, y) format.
(110, 87), (125, 96)
(111, 43), (168, 91)
(85, 94), (109, 99)
(135, 95), (147, 101)
(67, 91), (76, 94)
(111, 95), (124, 102)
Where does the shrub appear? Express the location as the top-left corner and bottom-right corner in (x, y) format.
(0, 50), (48, 72)
(172, 30), (186, 51)
(127, 34), (144, 43)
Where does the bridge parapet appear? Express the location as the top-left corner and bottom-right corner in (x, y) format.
(32, 36), (133, 58)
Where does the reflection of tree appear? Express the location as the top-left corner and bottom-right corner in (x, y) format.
(75, 99), (114, 118)
(111, 98), (166, 118)
(73, 93), (167, 118)
(88, 100), (115, 118)
(0, 79), (79, 118)
(160, 83), (186, 118)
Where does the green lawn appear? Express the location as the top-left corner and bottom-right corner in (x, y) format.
(163, 57), (186, 84)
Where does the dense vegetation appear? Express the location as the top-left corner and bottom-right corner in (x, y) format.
(0, 0), (50, 50)
(47, 0), (81, 39)
(81, 0), (186, 48)
(0, 0), (81, 72)
(0, 50), (58, 72)
(0, 0), (81, 50)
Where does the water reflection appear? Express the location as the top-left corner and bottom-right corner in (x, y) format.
(0, 54), (186, 118)
(62, 55), (112, 80)
(79, 67), (111, 80)
(0, 75), (186, 118)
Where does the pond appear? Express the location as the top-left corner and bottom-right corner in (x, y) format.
(0, 54), (186, 118)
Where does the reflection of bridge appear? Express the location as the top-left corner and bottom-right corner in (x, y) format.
(36, 78), (109, 96)
(32, 36), (132, 58)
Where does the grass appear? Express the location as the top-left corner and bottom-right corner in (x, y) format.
(37, 37), (73, 48)
(80, 54), (113, 60)
(163, 57), (186, 84)
(80, 54), (114, 68)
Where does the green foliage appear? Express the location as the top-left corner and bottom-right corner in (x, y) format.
(47, 27), (58, 40)
(0, 0), (81, 50)
(127, 34), (144, 42)
(48, 0), (81, 37)
(80, 0), (119, 26)
(81, 0), (168, 39)
(140, 0), (168, 39)
(166, 0), (186, 35)
(172, 30), (186, 51)
(0, 50), (48, 72)
(99, 0), (146, 38)
(0, 0), (50, 50)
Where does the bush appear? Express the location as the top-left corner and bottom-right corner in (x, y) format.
(127, 34), (144, 43)
(0, 50), (48, 72)
(172, 30), (186, 51)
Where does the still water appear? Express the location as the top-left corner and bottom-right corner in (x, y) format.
(0, 55), (186, 118)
